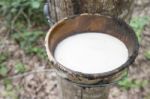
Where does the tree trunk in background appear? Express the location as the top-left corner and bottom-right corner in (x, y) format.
(47, 0), (134, 24)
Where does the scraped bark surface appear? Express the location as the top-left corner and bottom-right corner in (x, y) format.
(47, 0), (134, 23)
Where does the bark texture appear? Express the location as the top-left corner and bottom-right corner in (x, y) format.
(47, 0), (134, 24)
(57, 76), (109, 99)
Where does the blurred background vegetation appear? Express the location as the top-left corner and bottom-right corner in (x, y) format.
(0, 0), (47, 30)
(0, 0), (49, 78)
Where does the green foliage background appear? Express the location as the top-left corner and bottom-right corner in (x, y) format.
(0, 0), (48, 77)
(0, 0), (46, 30)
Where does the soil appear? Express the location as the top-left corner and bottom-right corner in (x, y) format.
(0, 0), (150, 99)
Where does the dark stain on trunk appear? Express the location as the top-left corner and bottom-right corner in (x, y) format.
(71, 0), (81, 14)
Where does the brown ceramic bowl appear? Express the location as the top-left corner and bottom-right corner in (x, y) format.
(45, 14), (139, 86)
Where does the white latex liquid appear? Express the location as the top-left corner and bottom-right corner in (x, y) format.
(54, 33), (128, 74)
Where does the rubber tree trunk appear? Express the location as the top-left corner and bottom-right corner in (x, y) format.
(57, 76), (110, 99)
(46, 0), (135, 99)
(47, 0), (134, 24)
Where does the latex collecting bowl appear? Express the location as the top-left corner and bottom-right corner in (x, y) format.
(45, 14), (139, 85)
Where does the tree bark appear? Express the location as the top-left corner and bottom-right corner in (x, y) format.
(57, 76), (109, 99)
(47, 0), (134, 24)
